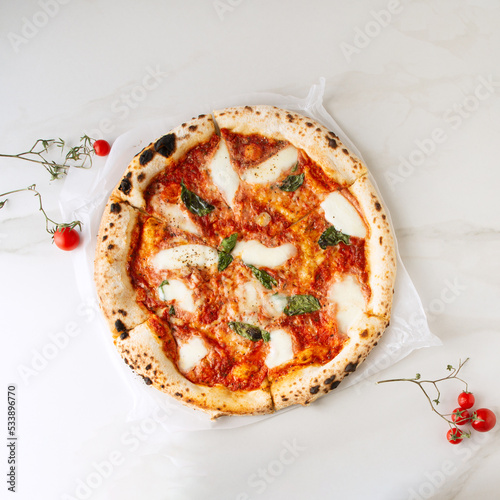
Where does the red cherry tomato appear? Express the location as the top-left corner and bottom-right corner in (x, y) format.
(53, 227), (80, 251)
(471, 408), (497, 432)
(93, 139), (111, 156)
(451, 408), (470, 425)
(458, 391), (475, 409)
(447, 428), (463, 444)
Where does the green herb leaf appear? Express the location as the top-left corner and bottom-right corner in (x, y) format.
(169, 305), (175, 316)
(180, 180), (215, 216)
(219, 233), (238, 253)
(158, 280), (169, 301)
(279, 173), (305, 192)
(284, 295), (321, 316)
(218, 252), (234, 272)
(228, 322), (270, 342)
(318, 225), (351, 249)
(247, 264), (277, 290)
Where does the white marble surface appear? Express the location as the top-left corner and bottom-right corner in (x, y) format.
(1, 1), (500, 499)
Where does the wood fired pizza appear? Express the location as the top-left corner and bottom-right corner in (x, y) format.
(94, 105), (396, 418)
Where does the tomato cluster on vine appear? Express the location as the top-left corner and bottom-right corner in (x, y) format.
(447, 391), (496, 444)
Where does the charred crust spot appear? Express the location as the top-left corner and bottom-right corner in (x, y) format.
(244, 106), (253, 111)
(275, 112), (280, 117)
(110, 202), (122, 214)
(154, 133), (176, 158)
(345, 362), (358, 373)
(324, 376), (336, 385)
(328, 131), (339, 139)
(330, 381), (341, 390)
(379, 236), (383, 245)
(360, 330), (369, 338)
(281, 396), (288, 401)
(316, 127), (321, 132)
(188, 125), (198, 131)
(160, 384), (165, 389)
(109, 223), (114, 228)
(310, 385), (320, 395)
(115, 319), (127, 333)
(175, 392), (183, 397)
(137, 172), (146, 182)
(286, 113), (294, 122)
(145, 364), (152, 371)
(382, 214), (386, 220)
(118, 177), (132, 195)
(123, 358), (129, 365)
(375, 202), (382, 211)
(327, 137), (338, 149)
(256, 111), (261, 115)
(139, 149), (155, 165)
(119, 332), (129, 340)
(117, 309), (127, 316)
(107, 244), (114, 250)
(102, 235), (108, 242)
(342, 148), (348, 154)
(143, 376), (152, 386)
(181, 123), (187, 127)
(219, 112), (225, 116)
(198, 114), (206, 118)
(125, 172), (132, 179)
(305, 122), (313, 127)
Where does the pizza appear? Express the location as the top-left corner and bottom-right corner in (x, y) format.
(94, 105), (396, 418)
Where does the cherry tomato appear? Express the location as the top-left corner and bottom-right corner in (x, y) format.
(458, 391), (475, 409)
(471, 408), (496, 432)
(93, 139), (111, 156)
(451, 407), (470, 425)
(447, 428), (463, 444)
(53, 227), (80, 251)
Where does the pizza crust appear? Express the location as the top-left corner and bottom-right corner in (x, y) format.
(269, 314), (388, 410)
(94, 198), (149, 336)
(116, 318), (274, 418)
(348, 176), (396, 318)
(213, 105), (367, 187)
(112, 114), (217, 210)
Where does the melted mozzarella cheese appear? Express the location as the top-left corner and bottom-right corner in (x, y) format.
(232, 240), (296, 268)
(265, 294), (288, 317)
(208, 139), (240, 206)
(327, 275), (366, 333)
(178, 337), (208, 373)
(159, 279), (195, 313)
(152, 245), (218, 270)
(265, 329), (294, 368)
(241, 146), (298, 184)
(320, 191), (366, 238)
(152, 203), (200, 235)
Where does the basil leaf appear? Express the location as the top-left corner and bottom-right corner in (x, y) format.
(318, 225), (351, 249)
(279, 173), (304, 192)
(218, 252), (233, 272)
(247, 264), (277, 290)
(284, 295), (321, 316)
(158, 280), (169, 301)
(228, 322), (270, 342)
(219, 233), (238, 253)
(169, 305), (175, 316)
(180, 180), (215, 216)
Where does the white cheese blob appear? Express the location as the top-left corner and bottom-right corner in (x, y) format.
(265, 329), (294, 368)
(152, 245), (218, 270)
(265, 294), (288, 317)
(320, 191), (366, 238)
(178, 337), (208, 373)
(153, 203), (200, 235)
(241, 146), (298, 184)
(208, 139), (240, 207)
(159, 279), (195, 313)
(327, 275), (366, 333)
(232, 240), (297, 268)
